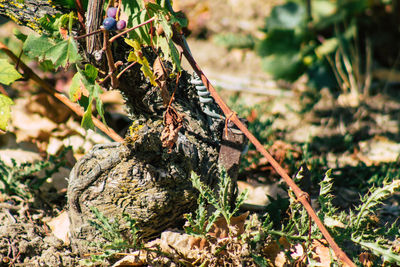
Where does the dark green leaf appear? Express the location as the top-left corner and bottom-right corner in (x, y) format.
(45, 37), (81, 68)
(81, 100), (95, 130)
(23, 34), (54, 61)
(257, 29), (300, 57)
(83, 64), (98, 83)
(38, 15), (59, 34)
(78, 95), (90, 110)
(168, 39), (181, 72)
(157, 37), (181, 72)
(95, 94), (106, 125)
(170, 11), (188, 28)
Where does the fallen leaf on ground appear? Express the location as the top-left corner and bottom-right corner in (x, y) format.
(237, 180), (287, 206)
(160, 230), (202, 260)
(26, 93), (71, 124)
(112, 253), (147, 267)
(47, 210), (70, 245)
(209, 212), (249, 239)
(359, 252), (375, 267)
(311, 239), (337, 265)
(11, 98), (58, 143)
(262, 237), (291, 267)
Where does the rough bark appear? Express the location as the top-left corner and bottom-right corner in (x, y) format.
(67, 69), (224, 253)
(0, 2), (230, 254)
(0, 1), (64, 31)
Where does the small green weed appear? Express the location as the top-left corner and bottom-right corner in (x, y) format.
(85, 207), (141, 265)
(83, 163), (400, 265)
(185, 167), (249, 237)
(0, 148), (70, 200)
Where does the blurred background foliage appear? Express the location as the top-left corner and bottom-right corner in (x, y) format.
(215, 0), (400, 99)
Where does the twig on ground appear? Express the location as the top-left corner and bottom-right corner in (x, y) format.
(0, 41), (123, 143)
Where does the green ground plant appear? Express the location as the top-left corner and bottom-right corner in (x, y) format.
(85, 207), (141, 265)
(0, 148), (70, 200)
(185, 168), (249, 237)
(87, 164), (400, 265)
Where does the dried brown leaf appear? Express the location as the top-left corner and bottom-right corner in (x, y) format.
(189, 235), (208, 250)
(359, 252), (375, 267)
(47, 210), (70, 245)
(161, 107), (183, 152)
(263, 239), (289, 267)
(208, 212), (249, 240)
(160, 231), (202, 260)
(311, 239), (337, 265)
(12, 98), (58, 143)
(153, 57), (171, 106)
(237, 180), (287, 206)
(112, 253), (147, 267)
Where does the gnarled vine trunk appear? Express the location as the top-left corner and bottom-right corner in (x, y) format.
(0, 0), (243, 254)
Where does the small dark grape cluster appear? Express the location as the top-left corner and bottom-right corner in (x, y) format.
(103, 7), (126, 31)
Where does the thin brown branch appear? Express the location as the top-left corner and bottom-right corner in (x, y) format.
(0, 41), (123, 143)
(173, 32), (356, 267)
(99, 61), (123, 85)
(0, 84), (8, 96)
(75, 29), (103, 41)
(108, 17), (156, 43)
(116, 61), (137, 80)
(102, 29), (119, 88)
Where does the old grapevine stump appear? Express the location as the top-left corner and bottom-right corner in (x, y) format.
(67, 71), (226, 254)
(0, 0), (244, 257)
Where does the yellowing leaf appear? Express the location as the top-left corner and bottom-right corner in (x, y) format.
(125, 38), (141, 50)
(0, 94), (14, 131)
(126, 39), (157, 86)
(69, 72), (83, 101)
(128, 51), (138, 62)
(0, 59), (22, 85)
(139, 56), (157, 86)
